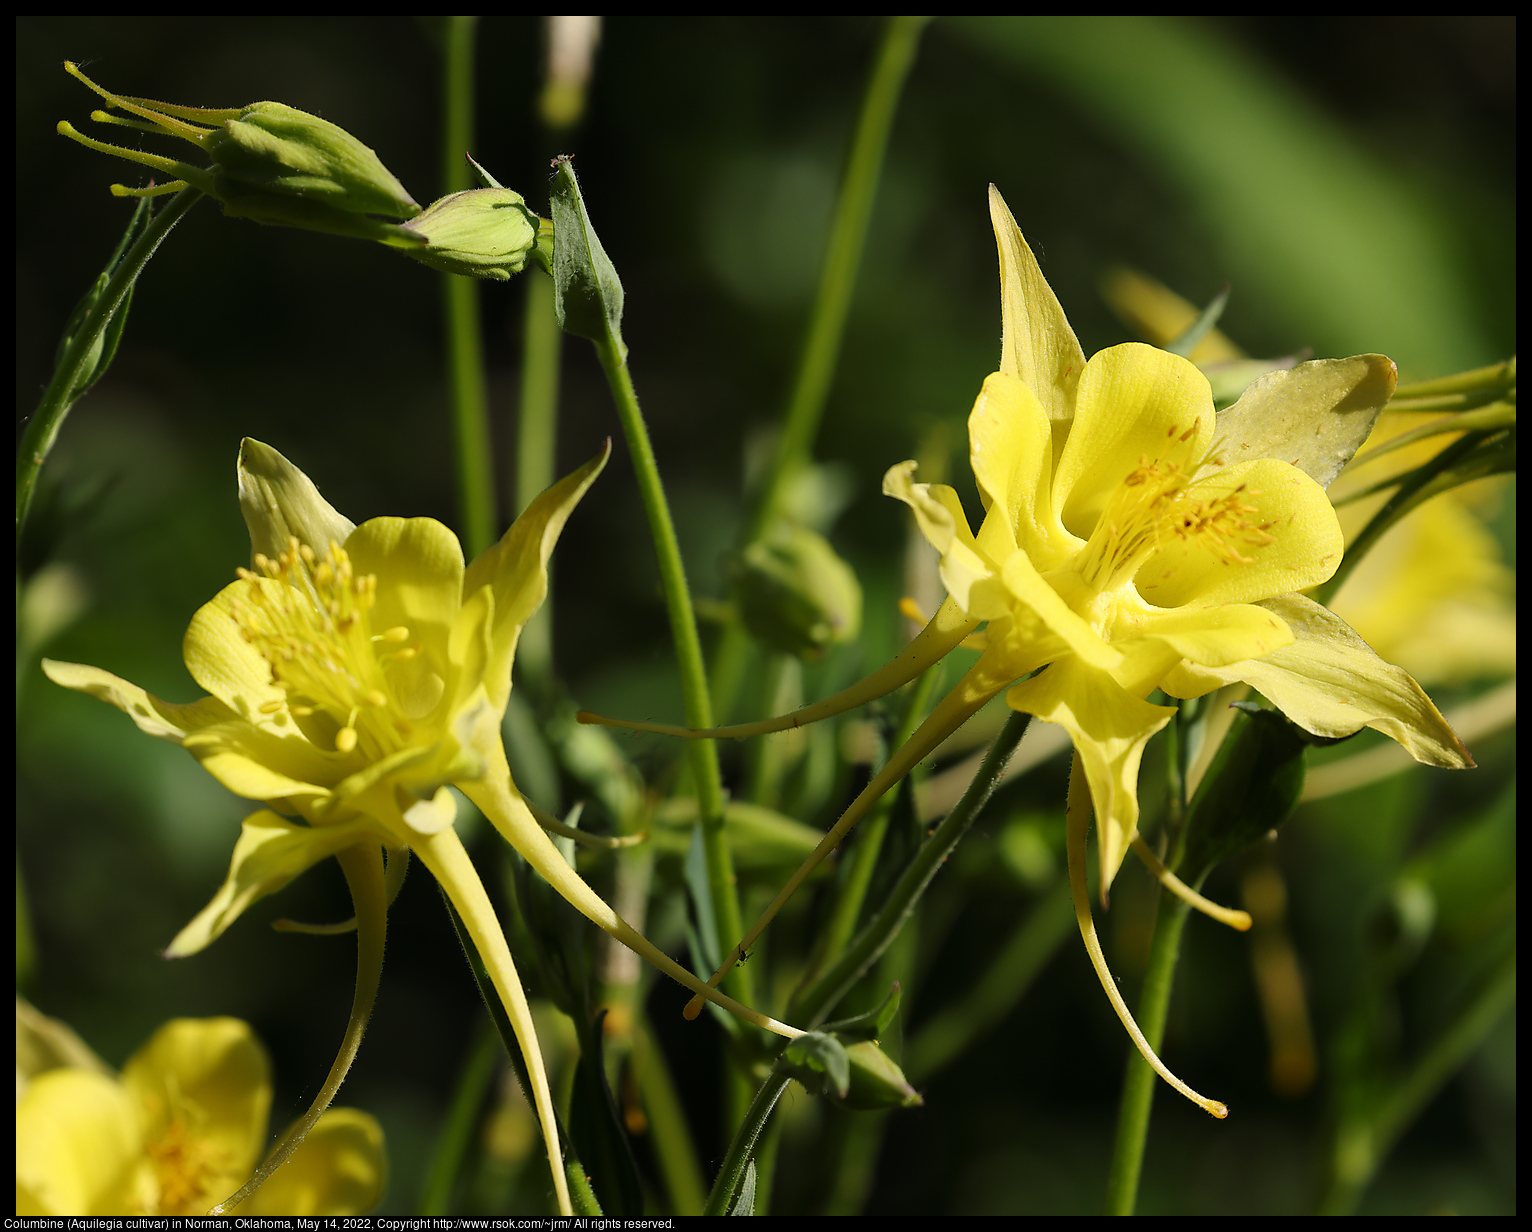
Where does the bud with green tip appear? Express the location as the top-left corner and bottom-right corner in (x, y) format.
(392, 187), (542, 281)
(57, 61), (421, 244)
(733, 522), (863, 660)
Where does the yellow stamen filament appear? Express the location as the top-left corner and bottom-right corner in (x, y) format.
(1130, 835), (1253, 931)
(1067, 754), (1228, 1119)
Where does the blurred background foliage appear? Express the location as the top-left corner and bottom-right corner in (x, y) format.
(17, 16), (1513, 1215)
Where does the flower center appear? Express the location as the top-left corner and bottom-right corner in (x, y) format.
(232, 538), (421, 757)
(1076, 421), (1276, 597)
(144, 1113), (225, 1215)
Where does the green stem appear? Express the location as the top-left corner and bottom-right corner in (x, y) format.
(593, 340), (753, 1008)
(414, 826), (574, 1215)
(417, 1020), (501, 1215)
(440, 15), (496, 558)
(18, 185), (202, 544)
(1104, 884), (1196, 1215)
(743, 14), (931, 544)
(1317, 946), (1517, 1215)
(813, 657), (944, 981)
(514, 270), (564, 686)
(794, 708), (1032, 1029)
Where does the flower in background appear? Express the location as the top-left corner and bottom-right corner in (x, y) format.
(16, 1010), (383, 1216)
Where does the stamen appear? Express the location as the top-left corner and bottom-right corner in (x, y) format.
(228, 538), (419, 758)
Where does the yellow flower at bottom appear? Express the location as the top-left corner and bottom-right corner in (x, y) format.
(16, 1016), (383, 1216)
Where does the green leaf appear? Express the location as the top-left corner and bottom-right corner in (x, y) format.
(727, 1159), (758, 1215)
(549, 157), (626, 360)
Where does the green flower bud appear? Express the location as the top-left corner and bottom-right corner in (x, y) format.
(773, 1032), (921, 1110)
(57, 61), (420, 243)
(838, 1040), (923, 1111)
(392, 187), (541, 281)
(733, 523), (862, 660)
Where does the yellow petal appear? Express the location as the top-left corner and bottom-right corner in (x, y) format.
(344, 516), (466, 662)
(967, 371), (1071, 564)
(1162, 593), (1474, 768)
(1006, 657), (1176, 890)
(1136, 458), (1344, 608)
(16, 1068), (149, 1215)
(882, 462), (1010, 620)
(1121, 602), (1293, 686)
(182, 581), (293, 720)
(166, 812), (380, 957)
(237, 1107), (386, 1216)
(1054, 343), (1214, 538)
(988, 185), (1086, 423)
(463, 444), (610, 715)
(238, 439), (356, 565)
(999, 551), (1121, 671)
(40, 658), (230, 745)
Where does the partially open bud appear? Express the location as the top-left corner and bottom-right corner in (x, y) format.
(733, 523), (862, 660)
(392, 187), (541, 281)
(57, 61), (421, 243)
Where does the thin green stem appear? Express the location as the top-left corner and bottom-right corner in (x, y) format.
(514, 270), (563, 686)
(1317, 946), (1516, 1215)
(795, 709), (1032, 1029)
(744, 14), (930, 544)
(1104, 883), (1197, 1215)
(18, 185), (203, 544)
(440, 15), (496, 558)
(593, 340), (753, 1008)
(813, 658), (944, 981)
(414, 826), (573, 1215)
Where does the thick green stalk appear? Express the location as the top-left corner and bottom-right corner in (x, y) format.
(1104, 884), (1196, 1215)
(592, 342), (753, 1008)
(439, 15), (496, 558)
(18, 185), (202, 543)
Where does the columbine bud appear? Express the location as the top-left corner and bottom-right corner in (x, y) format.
(392, 188), (541, 281)
(57, 61), (420, 243)
(733, 523), (863, 660)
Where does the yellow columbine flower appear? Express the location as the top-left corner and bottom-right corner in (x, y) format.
(16, 1015), (383, 1216)
(584, 187), (1471, 1115)
(43, 439), (801, 1215)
